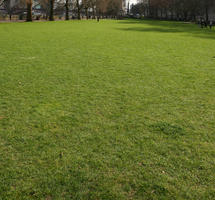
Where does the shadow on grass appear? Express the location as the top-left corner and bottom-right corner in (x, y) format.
(118, 27), (182, 33)
(117, 19), (215, 40)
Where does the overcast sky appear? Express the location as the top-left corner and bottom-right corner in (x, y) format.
(129, 0), (138, 5)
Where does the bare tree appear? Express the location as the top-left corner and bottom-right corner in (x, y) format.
(26, 0), (33, 21)
(82, 0), (90, 19)
(49, 0), (54, 20)
(65, 0), (69, 20)
(76, 0), (80, 19)
(0, 0), (5, 7)
(134, 0), (214, 21)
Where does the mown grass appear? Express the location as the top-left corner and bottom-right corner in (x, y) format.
(0, 19), (215, 200)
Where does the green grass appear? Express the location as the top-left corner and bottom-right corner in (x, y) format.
(0, 19), (215, 200)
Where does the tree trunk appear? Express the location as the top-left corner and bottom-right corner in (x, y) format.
(165, 8), (168, 19)
(156, 8), (159, 19)
(148, 0), (151, 17)
(205, 7), (209, 22)
(85, 8), (88, 19)
(26, 0), (32, 22)
(49, 0), (54, 21)
(193, 14), (196, 21)
(184, 11), (188, 21)
(76, 0), (80, 20)
(92, 6), (95, 19)
(65, 0), (69, 20)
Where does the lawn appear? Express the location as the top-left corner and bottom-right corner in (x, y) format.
(0, 19), (215, 200)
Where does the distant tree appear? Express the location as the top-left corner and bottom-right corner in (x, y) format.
(203, 0), (214, 21)
(130, 2), (145, 16)
(26, 0), (33, 21)
(38, 0), (49, 19)
(0, 0), (4, 7)
(65, 0), (69, 20)
(82, 0), (90, 19)
(106, 0), (122, 17)
(94, 0), (123, 18)
(76, 0), (81, 19)
(2, 0), (14, 20)
(49, 0), (54, 20)
(136, 0), (215, 21)
(89, 0), (96, 18)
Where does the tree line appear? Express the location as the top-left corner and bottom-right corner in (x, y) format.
(131, 0), (215, 21)
(0, 0), (125, 21)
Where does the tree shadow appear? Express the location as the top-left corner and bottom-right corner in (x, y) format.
(118, 27), (182, 33)
(117, 19), (215, 40)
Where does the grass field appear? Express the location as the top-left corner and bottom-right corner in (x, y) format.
(0, 19), (215, 200)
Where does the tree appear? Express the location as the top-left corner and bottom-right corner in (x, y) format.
(89, 0), (96, 18)
(106, 0), (122, 17)
(136, 0), (215, 21)
(76, 0), (81, 19)
(203, 0), (214, 21)
(37, 0), (49, 19)
(26, 0), (33, 21)
(65, 0), (69, 20)
(0, 0), (5, 7)
(2, 0), (14, 20)
(49, 0), (54, 21)
(94, 0), (123, 18)
(82, 0), (90, 19)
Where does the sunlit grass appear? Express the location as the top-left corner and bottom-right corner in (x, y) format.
(0, 19), (215, 199)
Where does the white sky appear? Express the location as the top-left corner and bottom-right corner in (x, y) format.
(129, 0), (138, 5)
